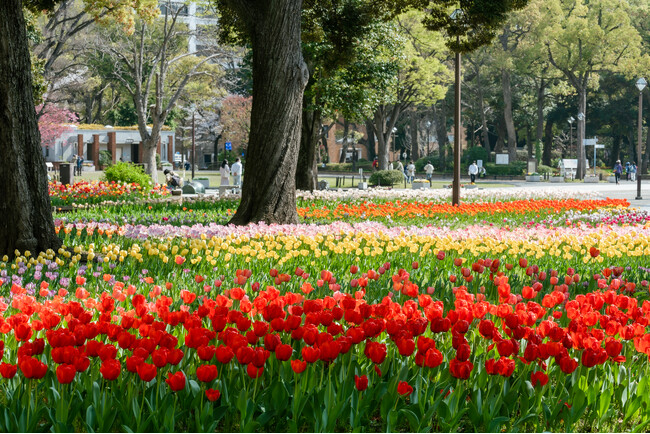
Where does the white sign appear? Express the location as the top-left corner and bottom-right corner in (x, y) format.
(594, 144), (604, 149)
(583, 137), (598, 146)
(477, 160), (483, 168)
(495, 154), (509, 165)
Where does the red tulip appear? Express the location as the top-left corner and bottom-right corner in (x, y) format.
(196, 364), (218, 383)
(137, 363), (157, 382)
(165, 371), (186, 391)
(275, 344), (293, 361)
(205, 388), (221, 401)
(100, 359), (121, 381)
(56, 364), (76, 384)
(151, 348), (168, 368)
(291, 359), (307, 374)
(397, 381), (413, 396)
(246, 363), (264, 379)
(530, 371), (548, 387)
(0, 362), (17, 379)
(354, 374), (368, 391)
(215, 345), (234, 364)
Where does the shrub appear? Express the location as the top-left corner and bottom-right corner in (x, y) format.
(369, 170), (405, 186)
(99, 150), (112, 168)
(537, 164), (553, 174)
(484, 161), (527, 176)
(464, 146), (489, 165)
(103, 162), (152, 190)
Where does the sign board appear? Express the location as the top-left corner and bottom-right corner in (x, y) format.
(225, 142), (232, 151)
(583, 137), (598, 146)
(594, 144), (604, 149)
(477, 160), (483, 168)
(174, 152), (182, 163)
(495, 154), (509, 165)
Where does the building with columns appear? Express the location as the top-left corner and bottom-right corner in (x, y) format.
(44, 126), (176, 170)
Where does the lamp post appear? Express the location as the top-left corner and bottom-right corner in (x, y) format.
(568, 116), (575, 157)
(577, 112), (585, 176)
(636, 77), (647, 200)
(451, 8), (463, 206)
(392, 127), (397, 161)
(191, 108), (196, 180)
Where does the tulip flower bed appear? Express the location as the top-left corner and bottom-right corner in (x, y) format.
(56, 195), (631, 229)
(49, 181), (168, 207)
(2, 212), (650, 431)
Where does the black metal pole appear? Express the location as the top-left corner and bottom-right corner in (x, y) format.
(637, 91), (643, 200)
(452, 38), (461, 206)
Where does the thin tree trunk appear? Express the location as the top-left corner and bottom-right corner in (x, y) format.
(476, 65), (491, 153)
(502, 68), (517, 163)
(542, 118), (553, 166)
(0, 0), (61, 258)
(295, 105), (319, 191)
(338, 119), (350, 163)
(433, 100), (447, 170)
(527, 127), (533, 160)
(228, 0), (308, 225)
(611, 135), (621, 167)
(410, 110), (419, 160)
(364, 118), (376, 161)
(536, 78), (546, 142)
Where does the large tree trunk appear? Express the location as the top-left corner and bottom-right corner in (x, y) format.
(476, 66), (491, 153)
(338, 119), (350, 163)
(228, 0), (308, 225)
(295, 105), (320, 191)
(0, 1), (62, 258)
(502, 68), (517, 163)
(494, 117), (506, 154)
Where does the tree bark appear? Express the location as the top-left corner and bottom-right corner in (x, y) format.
(433, 100), (447, 170)
(494, 116), (506, 154)
(502, 68), (517, 163)
(227, 0), (308, 225)
(338, 119), (350, 163)
(542, 118), (553, 166)
(410, 110), (419, 161)
(295, 105), (320, 191)
(0, 1), (62, 258)
(363, 118), (376, 161)
(536, 78), (546, 142)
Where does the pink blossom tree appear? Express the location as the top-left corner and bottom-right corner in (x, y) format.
(36, 104), (78, 150)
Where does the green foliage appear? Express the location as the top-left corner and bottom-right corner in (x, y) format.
(422, 0), (530, 53)
(464, 146), (489, 165)
(106, 102), (139, 127)
(537, 164), (553, 174)
(484, 161), (527, 176)
(102, 162), (152, 190)
(324, 161), (373, 172)
(369, 170), (405, 186)
(99, 150), (112, 168)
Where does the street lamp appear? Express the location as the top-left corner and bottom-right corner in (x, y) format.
(425, 121), (432, 155)
(392, 127), (397, 161)
(636, 77), (647, 200)
(450, 8), (463, 206)
(568, 116), (575, 157)
(191, 105), (196, 180)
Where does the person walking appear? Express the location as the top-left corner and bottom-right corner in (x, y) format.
(468, 161), (479, 184)
(406, 161), (416, 183)
(220, 159), (231, 186)
(424, 161), (434, 182)
(614, 160), (623, 184)
(630, 162), (637, 181)
(231, 158), (243, 187)
(625, 162), (631, 181)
